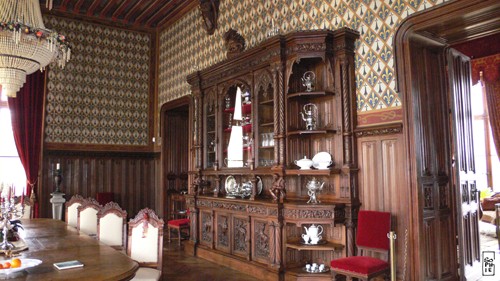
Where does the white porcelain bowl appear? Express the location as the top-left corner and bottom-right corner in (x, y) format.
(294, 157), (313, 170)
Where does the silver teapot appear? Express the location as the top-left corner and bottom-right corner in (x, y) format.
(299, 103), (318, 131)
(306, 177), (324, 204)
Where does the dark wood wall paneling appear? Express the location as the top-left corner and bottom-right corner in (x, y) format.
(40, 150), (160, 220)
(355, 123), (408, 281)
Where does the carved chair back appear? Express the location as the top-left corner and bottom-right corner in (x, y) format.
(77, 198), (102, 236)
(65, 195), (85, 227)
(97, 201), (127, 248)
(127, 208), (164, 271)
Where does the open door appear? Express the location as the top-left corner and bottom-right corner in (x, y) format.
(447, 48), (481, 280)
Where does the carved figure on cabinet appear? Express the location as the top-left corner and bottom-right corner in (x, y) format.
(270, 174), (286, 203)
(224, 28), (246, 58)
(199, 0), (220, 35)
(256, 223), (269, 257)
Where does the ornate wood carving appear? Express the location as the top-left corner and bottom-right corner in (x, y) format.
(233, 217), (248, 253)
(217, 214), (229, 247)
(254, 221), (269, 259)
(269, 174), (286, 203)
(355, 123), (403, 137)
(186, 29), (358, 280)
(224, 28), (246, 59)
(198, 0), (219, 35)
(201, 211), (213, 243)
(283, 209), (334, 219)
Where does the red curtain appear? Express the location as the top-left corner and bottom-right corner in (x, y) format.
(7, 71), (45, 218)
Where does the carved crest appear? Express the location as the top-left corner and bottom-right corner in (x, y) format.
(224, 28), (246, 58)
(199, 0), (220, 35)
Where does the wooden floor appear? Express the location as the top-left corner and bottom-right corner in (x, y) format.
(162, 242), (260, 281)
(162, 227), (500, 281)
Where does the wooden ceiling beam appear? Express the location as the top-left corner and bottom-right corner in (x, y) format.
(100, 0), (119, 19)
(144, 0), (182, 27)
(112, 0), (134, 21)
(123, 0), (146, 22)
(60, 0), (72, 11)
(87, 0), (102, 16)
(156, 0), (197, 28)
(135, 1), (164, 24)
(74, 0), (87, 13)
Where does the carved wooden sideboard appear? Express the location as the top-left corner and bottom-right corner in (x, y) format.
(186, 28), (359, 281)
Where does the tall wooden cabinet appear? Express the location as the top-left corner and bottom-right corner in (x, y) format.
(186, 28), (359, 281)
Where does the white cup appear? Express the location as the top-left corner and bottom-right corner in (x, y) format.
(305, 264), (311, 272)
(319, 264), (325, 271)
(301, 234), (310, 244)
(311, 263), (318, 271)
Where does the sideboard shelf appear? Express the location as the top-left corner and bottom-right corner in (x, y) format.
(287, 90), (335, 99)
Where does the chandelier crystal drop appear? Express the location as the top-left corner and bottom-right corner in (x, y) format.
(0, 0), (70, 98)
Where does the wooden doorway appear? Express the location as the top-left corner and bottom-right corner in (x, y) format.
(395, 0), (500, 280)
(161, 97), (191, 221)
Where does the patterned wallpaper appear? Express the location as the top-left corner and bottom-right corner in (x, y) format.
(43, 16), (151, 146)
(158, 0), (451, 112)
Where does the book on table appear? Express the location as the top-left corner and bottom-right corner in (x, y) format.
(53, 260), (84, 270)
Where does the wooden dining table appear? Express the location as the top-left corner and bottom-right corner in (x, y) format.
(0, 218), (138, 280)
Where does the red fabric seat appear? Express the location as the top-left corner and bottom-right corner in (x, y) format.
(330, 256), (389, 275)
(167, 218), (190, 226)
(167, 215), (190, 246)
(330, 210), (392, 280)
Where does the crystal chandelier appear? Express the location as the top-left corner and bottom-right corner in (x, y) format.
(0, 0), (70, 98)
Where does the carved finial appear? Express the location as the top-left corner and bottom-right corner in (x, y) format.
(199, 0), (220, 35)
(224, 28), (246, 58)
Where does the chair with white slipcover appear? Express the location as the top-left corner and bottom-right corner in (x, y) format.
(97, 201), (127, 250)
(77, 198), (102, 236)
(65, 194), (85, 227)
(127, 208), (164, 281)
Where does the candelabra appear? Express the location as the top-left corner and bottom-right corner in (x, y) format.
(0, 194), (24, 250)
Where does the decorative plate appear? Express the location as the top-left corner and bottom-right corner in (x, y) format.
(312, 152), (332, 169)
(0, 258), (42, 275)
(225, 175), (237, 194)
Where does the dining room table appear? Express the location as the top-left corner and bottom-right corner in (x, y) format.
(0, 218), (138, 280)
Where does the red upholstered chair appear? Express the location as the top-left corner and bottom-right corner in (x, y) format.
(167, 210), (190, 246)
(96, 192), (114, 206)
(330, 210), (391, 281)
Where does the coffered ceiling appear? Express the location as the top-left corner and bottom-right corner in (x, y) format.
(40, 0), (197, 31)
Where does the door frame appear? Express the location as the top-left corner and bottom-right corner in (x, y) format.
(394, 0), (500, 280)
(160, 96), (191, 220)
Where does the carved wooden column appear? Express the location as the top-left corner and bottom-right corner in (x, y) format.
(333, 29), (360, 257)
(272, 61), (285, 168)
(189, 73), (203, 170)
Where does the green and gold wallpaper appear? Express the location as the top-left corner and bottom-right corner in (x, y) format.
(44, 16), (151, 146)
(159, 0), (450, 112)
